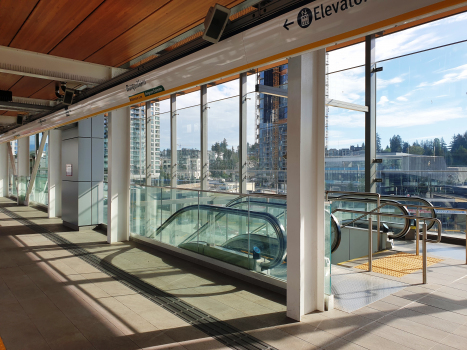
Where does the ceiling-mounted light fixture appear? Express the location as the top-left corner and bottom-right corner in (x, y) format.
(202, 4), (231, 44)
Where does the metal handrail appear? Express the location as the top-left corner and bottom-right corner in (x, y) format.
(335, 199), (410, 239)
(326, 190), (382, 249)
(131, 183), (287, 200)
(332, 207), (442, 283)
(333, 209), (443, 243)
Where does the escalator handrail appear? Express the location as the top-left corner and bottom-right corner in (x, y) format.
(154, 204), (287, 270)
(330, 196), (412, 239)
(230, 201), (342, 253)
(330, 194), (437, 230)
(378, 195), (437, 231)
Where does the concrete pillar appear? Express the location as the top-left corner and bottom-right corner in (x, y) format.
(17, 137), (29, 205)
(108, 107), (131, 243)
(0, 143), (8, 197)
(48, 129), (62, 218)
(287, 49), (326, 321)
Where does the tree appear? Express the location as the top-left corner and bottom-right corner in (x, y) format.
(389, 135), (403, 153)
(376, 133), (382, 152)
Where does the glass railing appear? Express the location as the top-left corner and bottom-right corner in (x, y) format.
(130, 185), (287, 280)
(9, 175), (17, 197)
(17, 176), (28, 204)
(29, 174), (48, 206)
(103, 182), (108, 225)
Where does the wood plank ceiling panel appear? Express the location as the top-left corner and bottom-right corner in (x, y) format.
(0, 73), (22, 91)
(9, 0), (105, 54)
(8, 76), (51, 98)
(0, 0), (39, 46)
(86, 0), (244, 67)
(50, 0), (172, 61)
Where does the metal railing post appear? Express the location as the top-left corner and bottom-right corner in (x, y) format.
(423, 222), (427, 284)
(368, 217), (372, 272)
(416, 208), (420, 256)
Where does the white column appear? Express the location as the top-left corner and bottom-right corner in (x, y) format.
(48, 129), (62, 218)
(108, 107), (131, 243)
(287, 50), (326, 321)
(0, 143), (8, 197)
(17, 137), (29, 205)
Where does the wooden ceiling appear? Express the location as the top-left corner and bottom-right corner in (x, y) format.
(0, 0), (244, 117)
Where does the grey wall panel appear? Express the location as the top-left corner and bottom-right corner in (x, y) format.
(61, 180), (78, 226)
(61, 137), (79, 182)
(91, 138), (104, 182)
(78, 181), (92, 226)
(78, 138), (92, 182)
(78, 118), (92, 138)
(61, 127), (78, 141)
(91, 115), (104, 139)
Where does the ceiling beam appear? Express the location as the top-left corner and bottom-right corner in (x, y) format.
(0, 46), (128, 86)
(0, 101), (53, 113)
(12, 96), (58, 107)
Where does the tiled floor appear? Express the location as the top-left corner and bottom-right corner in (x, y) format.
(1, 197), (467, 349)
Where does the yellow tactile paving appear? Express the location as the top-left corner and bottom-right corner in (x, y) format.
(354, 252), (443, 277)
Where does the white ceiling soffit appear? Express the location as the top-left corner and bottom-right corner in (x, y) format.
(1, 0), (465, 143)
(0, 46), (128, 86)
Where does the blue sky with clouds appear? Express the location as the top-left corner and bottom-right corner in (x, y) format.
(328, 12), (467, 150)
(155, 12), (467, 153)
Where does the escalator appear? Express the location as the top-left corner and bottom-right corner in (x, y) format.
(149, 197), (342, 274)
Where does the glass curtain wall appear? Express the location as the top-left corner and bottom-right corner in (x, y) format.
(176, 91), (201, 188)
(326, 44), (365, 192)
(374, 13), (467, 236)
(9, 140), (18, 197)
(247, 66), (288, 194)
(103, 115), (108, 225)
(27, 133), (48, 206)
(207, 80), (240, 192)
(154, 99), (170, 187)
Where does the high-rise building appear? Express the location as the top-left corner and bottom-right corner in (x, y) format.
(129, 102), (161, 184)
(255, 64), (288, 192)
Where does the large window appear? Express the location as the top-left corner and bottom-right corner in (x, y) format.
(374, 13), (467, 236)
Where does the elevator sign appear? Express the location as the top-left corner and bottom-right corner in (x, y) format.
(284, 0), (371, 30)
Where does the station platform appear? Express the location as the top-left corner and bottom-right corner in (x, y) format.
(1, 197), (467, 350)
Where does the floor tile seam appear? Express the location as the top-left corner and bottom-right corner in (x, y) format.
(389, 302), (467, 327)
(0, 207), (280, 350)
(319, 282), (456, 350)
(371, 319), (456, 347)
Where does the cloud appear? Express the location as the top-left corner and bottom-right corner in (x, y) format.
(378, 96), (389, 106)
(418, 64), (467, 87)
(396, 96), (408, 102)
(377, 106), (465, 128)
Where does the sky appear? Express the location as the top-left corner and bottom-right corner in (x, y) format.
(153, 12), (467, 153)
(327, 12), (467, 150)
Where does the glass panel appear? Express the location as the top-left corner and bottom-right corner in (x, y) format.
(207, 79), (238, 102)
(325, 202), (332, 296)
(130, 185), (163, 238)
(248, 64), (288, 195)
(328, 42), (365, 74)
(207, 96), (239, 192)
(130, 105), (146, 185)
(376, 12), (467, 62)
(376, 41), (467, 238)
(153, 104), (170, 187)
(159, 188), (199, 246)
(176, 104), (201, 188)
